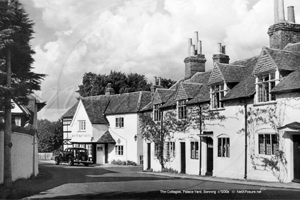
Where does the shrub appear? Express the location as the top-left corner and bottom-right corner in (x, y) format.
(162, 167), (178, 174)
(111, 159), (137, 166)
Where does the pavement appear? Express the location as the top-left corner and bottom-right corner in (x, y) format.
(142, 171), (300, 190)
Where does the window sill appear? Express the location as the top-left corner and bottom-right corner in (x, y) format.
(254, 101), (277, 107)
(217, 156), (230, 158)
(115, 127), (124, 129)
(210, 108), (225, 112)
(77, 130), (86, 132)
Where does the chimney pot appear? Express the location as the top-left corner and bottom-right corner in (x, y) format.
(194, 31), (199, 51)
(197, 40), (202, 55)
(288, 6), (295, 23)
(217, 43), (222, 53)
(188, 38), (192, 56)
(277, 0), (285, 23)
(190, 45), (196, 56)
(222, 45), (226, 54)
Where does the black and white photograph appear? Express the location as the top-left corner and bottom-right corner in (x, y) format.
(2, 0), (300, 199)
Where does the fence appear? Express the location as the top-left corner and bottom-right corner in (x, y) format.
(38, 153), (53, 160)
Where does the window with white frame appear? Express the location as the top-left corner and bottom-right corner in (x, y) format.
(257, 72), (277, 103)
(211, 84), (225, 109)
(14, 117), (21, 126)
(115, 117), (124, 128)
(191, 141), (199, 159)
(153, 104), (161, 121)
(258, 134), (278, 155)
(0, 116), (4, 123)
(178, 100), (187, 119)
(165, 142), (175, 158)
(218, 137), (230, 157)
(78, 120), (86, 131)
(115, 145), (124, 155)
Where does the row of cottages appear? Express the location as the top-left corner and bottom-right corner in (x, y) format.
(0, 94), (46, 183)
(141, 1), (300, 183)
(61, 86), (151, 165)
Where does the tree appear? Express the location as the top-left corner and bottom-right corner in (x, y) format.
(0, 0), (45, 187)
(37, 119), (63, 152)
(77, 71), (174, 97)
(159, 78), (176, 89)
(139, 104), (226, 170)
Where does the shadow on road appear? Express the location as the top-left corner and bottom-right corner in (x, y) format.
(3, 162), (177, 199)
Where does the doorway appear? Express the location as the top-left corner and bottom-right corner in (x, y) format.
(293, 135), (300, 181)
(147, 143), (151, 170)
(206, 137), (213, 176)
(181, 142), (186, 174)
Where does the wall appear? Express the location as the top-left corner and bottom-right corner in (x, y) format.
(70, 100), (93, 143)
(106, 113), (140, 163)
(0, 131), (38, 184)
(143, 96), (300, 182)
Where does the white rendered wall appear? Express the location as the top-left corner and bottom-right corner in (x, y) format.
(106, 113), (140, 163)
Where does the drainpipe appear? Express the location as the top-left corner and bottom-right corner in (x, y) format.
(244, 102), (248, 179)
(199, 105), (202, 175)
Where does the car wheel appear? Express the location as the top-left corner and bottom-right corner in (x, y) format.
(84, 163), (89, 166)
(68, 157), (74, 166)
(55, 157), (60, 165)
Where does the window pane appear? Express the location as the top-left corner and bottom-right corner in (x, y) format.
(259, 135), (264, 154)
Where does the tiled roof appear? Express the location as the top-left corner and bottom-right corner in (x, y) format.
(283, 42), (300, 53)
(253, 47), (300, 75)
(186, 84), (210, 105)
(208, 63), (247, 85)
(61, 91), (151, 123)
(62, 101), (79, 118)
(82, 98), (109, 124)
(153, 89), (175, 105)
(189, 71), (212, 84)
(105, 91), (151, 114)
(175, 82), (202, 101)
(271, 70), (300, 93)
(97, 131), (116, 143)
(222, 56), (259, 101)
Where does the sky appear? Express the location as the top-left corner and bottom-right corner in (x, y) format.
(18, 0), (300, 122)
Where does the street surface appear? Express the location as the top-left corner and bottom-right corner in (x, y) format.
(4, 161), (300, 199)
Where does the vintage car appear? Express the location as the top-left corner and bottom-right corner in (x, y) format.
(54, 147), (93, 166)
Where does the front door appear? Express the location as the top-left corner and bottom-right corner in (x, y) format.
(147, 143), (151, 170)
(181, 142), (186, 174)
(105, 144), (108, 163)
(294, 135), (300, 180)
(206, 137), (213, 176)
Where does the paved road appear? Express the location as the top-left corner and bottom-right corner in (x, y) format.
(4, 161), (300, 199)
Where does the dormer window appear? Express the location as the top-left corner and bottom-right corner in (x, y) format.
(153, 104), (161, 122)
(256, 72), (278, 103)
(177, 100), (187, 119)
(210, 83), (226, 109)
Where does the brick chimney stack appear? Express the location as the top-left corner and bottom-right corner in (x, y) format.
(184, 31), (206, 79)
(212, 43), (230, 65)
(268, 0), (300, 50)
(105, 83), (115, 96)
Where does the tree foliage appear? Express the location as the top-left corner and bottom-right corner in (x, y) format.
(77, 71), (176, 97)
(0, 0), (45, 109)
(37, 119), (63, 152)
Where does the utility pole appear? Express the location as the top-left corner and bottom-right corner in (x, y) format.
(4, 0), (12, 188)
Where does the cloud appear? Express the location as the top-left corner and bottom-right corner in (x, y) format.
(19, 0), (300, 121)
